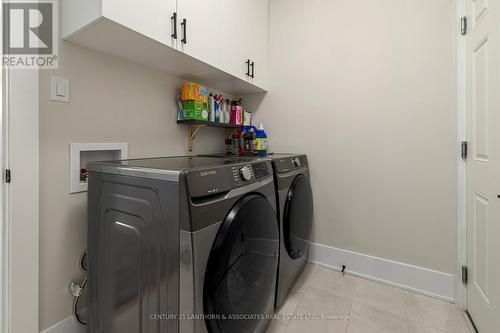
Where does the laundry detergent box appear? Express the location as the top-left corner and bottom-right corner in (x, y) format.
(182, 100), (209, 121)
(181, 82), (208, 103)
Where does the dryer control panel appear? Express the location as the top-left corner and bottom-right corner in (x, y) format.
(273, 155), (308, 174)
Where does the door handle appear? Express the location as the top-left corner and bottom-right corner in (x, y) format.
(181, 18), (187, 44)
(171, 12), (177, 39)
(250, 61), (255, 78)
(246, 59), (250, 76)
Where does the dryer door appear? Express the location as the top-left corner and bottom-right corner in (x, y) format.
(283, 174), (314, 260)
(204, 194), (279, 333)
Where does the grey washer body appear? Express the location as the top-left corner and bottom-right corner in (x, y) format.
(87, 156), (277, 333)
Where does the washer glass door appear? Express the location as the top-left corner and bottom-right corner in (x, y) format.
(283, 174), (314, 259)
(204, 194), (279, 333)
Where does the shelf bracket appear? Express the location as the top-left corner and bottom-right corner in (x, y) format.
(187, 125), (206, 152)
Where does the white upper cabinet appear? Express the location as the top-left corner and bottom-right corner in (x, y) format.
(62, 0), (268, 93)
(177, 0), (220, 67)
(245, 0), (268, 88)
(220, 0), (268, 88)
(103, 0), (178, 49)
(220, 0), (252, 81)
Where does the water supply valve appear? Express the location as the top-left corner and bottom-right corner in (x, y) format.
(69, 281), (84, 297)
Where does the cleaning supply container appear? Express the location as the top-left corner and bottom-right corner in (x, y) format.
(241, 126), (256, 155)
(254, 124), (268, 156)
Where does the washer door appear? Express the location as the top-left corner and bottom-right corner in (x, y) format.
(204, 194), (279, 333)
(283, 175), (314, 260)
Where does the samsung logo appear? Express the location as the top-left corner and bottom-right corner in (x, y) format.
(200, 170), (217, 177)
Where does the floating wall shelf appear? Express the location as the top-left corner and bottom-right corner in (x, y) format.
(177, 120), (241, 152)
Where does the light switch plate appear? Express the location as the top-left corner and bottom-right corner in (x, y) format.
(50, 76), (69, 102)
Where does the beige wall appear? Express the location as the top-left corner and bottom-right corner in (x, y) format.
(247, 0), (456, 273)
(39, 42), (227, 330)
(40, 0), (457, 329)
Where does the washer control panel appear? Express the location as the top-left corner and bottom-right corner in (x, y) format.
(231, 162), (270, 184)
(232, 164), (253, 183)
(252, 162), (270, 179)
(189, 161), (272, 198)
(239, 166), (253, 181)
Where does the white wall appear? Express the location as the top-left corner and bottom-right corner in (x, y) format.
(248, 0), (457, 274)
(38, 41), (228, 331)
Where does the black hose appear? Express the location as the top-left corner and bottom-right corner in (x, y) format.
(80, 251), (88, 272)
(74, 250), (88, 325)
(73, 277), (87, 325)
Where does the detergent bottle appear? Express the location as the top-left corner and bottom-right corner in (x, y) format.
(253, 124), (268, 156)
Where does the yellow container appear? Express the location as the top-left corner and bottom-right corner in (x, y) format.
(181, 82), (208, 103)
(181, 82), (200, 101)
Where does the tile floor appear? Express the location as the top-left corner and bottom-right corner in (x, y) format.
(266, 264), (473, 333)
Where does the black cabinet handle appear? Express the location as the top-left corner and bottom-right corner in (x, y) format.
(171, 12), (177, 39)
(246, 59), (250, 76)
(250, 61), (255, 78)
(181, 18), (187, 44)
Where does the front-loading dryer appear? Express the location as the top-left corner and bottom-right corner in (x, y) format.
(268, 154), (314, 309)
(87, 156), (278, 333)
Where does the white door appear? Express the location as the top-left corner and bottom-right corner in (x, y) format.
(103, 0), (178, 49)
(220, 0), (268, 87)
(177, 0), (220, 67)
(465, 0), (500, 331)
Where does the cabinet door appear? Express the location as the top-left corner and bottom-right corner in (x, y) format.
(246, 0), (268, 88)
(103, 0), (178, 49)
(220, 0), (268, 87)
(177, 0), (220, 67)
(220, 0), (253, 81)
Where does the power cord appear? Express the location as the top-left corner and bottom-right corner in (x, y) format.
(70, 250), (88, 326)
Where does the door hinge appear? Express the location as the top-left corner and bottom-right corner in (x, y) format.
(461, 141), (468, 159)
(462, 266), (468, 284)
(461, 16), (468, 35)
(5, 169), (11, 183)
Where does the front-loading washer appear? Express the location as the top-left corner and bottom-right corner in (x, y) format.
(87, 156), (279, 333)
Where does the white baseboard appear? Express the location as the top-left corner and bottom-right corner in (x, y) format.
(308, 242), (456, 302)
(40, 316), (85, 333)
